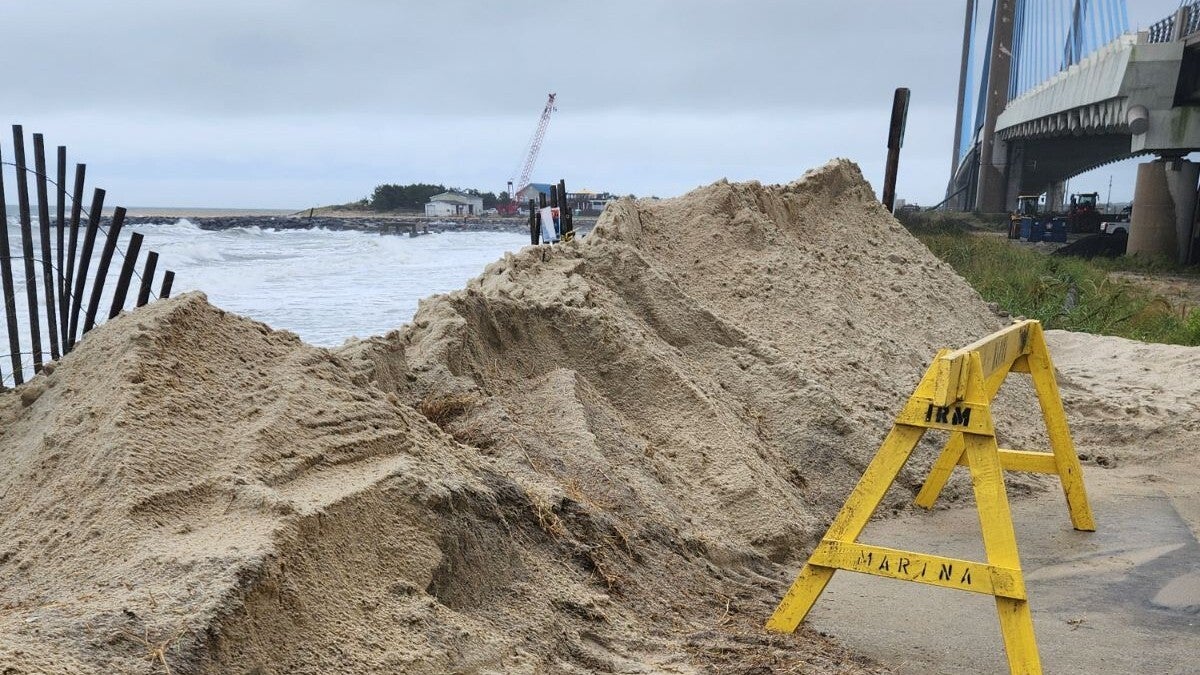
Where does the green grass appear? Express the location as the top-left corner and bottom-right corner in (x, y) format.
(915, 233), (1200, 345)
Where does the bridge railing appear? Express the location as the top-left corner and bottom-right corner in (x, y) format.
(1148, 15), (1174, 43)
(1187, 4), (1200, 39)
(1148, 0), (1200, 43)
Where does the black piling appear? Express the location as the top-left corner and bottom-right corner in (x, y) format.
(528, 198), (538, 245)
(160, 270), (175, 299)
(33, 134), (61, 359)
(882, 87), (910, 213)
(136, 251), (158, 307)
(559, 179), (574, 241)
(0, 146), (23, 384)
(68, 188), (105, 347)
(12, 126), (43, 372)
(108, 231), (142, 319)
(83, 206), (125, 334)
(62, 164), (85, 347)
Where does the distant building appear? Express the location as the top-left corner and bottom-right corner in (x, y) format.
(425, 191), (484, 216)
(516, 183), (553, 205)
(566, 189), (616, 215)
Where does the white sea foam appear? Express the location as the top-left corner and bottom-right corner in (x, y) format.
(1, 217), (527, 382)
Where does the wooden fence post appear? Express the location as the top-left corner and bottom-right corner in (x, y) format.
(12, 126), (44, 372)
(62, 164), (85, 347)
(68, 188), (105, 348)
(0, 145), (23, 383)
(136, 251), (158, 307)
(83, 206), (125, 334)
(56, 146), (67, 342)
(33, 133), (61, 359)
(108, 231), (142, 319)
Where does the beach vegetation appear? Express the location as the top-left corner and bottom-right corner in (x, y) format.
(895, 211), (1200, 345)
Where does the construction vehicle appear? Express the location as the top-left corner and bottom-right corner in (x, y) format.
(498, 93), (557, 216)
(1067, 192), (1102, 233)
(1009, 194), (1041, 239)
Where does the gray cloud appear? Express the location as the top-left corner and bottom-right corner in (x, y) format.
(7, 1), (964, 115)
(2, 1), (1182, 207)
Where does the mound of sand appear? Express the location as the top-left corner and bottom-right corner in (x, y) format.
(1, 160), (1067, 673)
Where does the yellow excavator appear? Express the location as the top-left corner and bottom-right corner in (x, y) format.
(1009, 195), (1040, 239)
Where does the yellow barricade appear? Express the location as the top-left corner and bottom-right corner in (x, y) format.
(767, 319), (1094, 675)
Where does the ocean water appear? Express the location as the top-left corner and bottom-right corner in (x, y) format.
(1, 217), (528, 384)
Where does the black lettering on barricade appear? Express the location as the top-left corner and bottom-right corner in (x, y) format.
(856, 550), (873, 567)
(938, 563), (953, 581)
(919, 562), (928, 578)
(897, 557), (910, 574)
(951, 406), (971, 426)
(878, 556), (890, 572)
(924, 404), (974, 428)
(960, 568), (973, 585)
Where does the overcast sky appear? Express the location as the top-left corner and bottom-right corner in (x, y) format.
(2, 1), (1181, 208)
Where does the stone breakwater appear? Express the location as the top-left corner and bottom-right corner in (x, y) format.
(117, 214), (598, 236)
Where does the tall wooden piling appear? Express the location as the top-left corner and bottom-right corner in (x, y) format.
(12, 126), (44, 372)
(33, 134), (61, 359)
(559, 179), (574, 240)
(0, 146), (23, 383)
(109, 231), (142, 319)
(528, 199), (538, 245)
(882, 87), (910, 214)
(68, 188), (105, 348)
(136, 251), (159, 307)
(83, 207), (125, 334)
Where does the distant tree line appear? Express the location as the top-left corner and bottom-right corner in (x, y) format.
(365, 183), (511, 211)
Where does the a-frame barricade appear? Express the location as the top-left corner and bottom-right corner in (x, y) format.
(766, 320), (1095, 675)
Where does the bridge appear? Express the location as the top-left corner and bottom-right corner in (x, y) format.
(948, 0), (1200, 262)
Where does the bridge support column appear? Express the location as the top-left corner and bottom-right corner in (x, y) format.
(1128, 158), (1200, 264)
(1004, 142), (1024, 209)
(974, 0), (1016, 213)
(1045, 182), (1066, 214)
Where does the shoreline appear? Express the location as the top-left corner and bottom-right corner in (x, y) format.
(116, 213), (599, 236)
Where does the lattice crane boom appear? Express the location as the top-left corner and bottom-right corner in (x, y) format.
(512, 93), (556, 197)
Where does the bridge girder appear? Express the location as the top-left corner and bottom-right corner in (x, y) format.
(1009, 134), (1141, 196)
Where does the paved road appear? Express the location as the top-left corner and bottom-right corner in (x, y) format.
(802, 463), (1200, 673)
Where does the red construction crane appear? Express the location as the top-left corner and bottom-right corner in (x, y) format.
(504, 93), (556, 213)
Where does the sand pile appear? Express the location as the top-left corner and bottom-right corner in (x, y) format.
(1046, 330), (1200, 467)
(2, 160), (1037, 673)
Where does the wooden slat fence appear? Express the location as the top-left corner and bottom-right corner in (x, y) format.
(0, 124), (176, 386)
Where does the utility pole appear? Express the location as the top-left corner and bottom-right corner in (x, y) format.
(1106, 175), (1113, 211)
